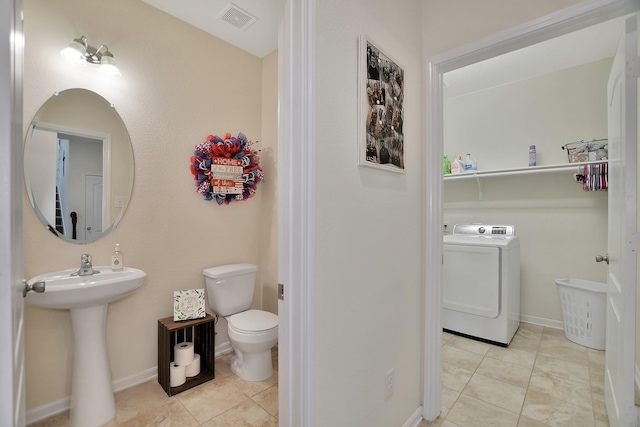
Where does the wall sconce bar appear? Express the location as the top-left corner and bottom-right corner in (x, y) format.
(60, 35), (121, 76)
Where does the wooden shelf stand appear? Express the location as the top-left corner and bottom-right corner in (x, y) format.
(157, 314), (216, 396)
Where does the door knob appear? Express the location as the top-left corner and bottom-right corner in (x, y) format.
(23, 279), (45, 297)
(595, 254), (609, 264)
(87, 226), (92, 231)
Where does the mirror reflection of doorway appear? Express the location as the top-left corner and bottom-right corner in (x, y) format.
(27, 126), (106, 242)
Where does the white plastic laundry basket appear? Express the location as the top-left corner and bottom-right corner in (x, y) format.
(555, 278), (607, 350)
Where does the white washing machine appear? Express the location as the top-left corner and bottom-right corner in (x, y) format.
(442, 224), (521, 346)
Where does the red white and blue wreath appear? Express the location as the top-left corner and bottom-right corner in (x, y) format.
(190, 132), (263, 204)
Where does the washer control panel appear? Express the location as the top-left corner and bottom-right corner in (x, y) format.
(452, 224), (515, 237)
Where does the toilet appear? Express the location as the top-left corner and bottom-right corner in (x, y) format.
(203, 263), (278, 382)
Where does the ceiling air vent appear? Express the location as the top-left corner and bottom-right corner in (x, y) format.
(218, 3), (258, 32)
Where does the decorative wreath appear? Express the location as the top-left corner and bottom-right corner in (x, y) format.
(190, 132), (263, 204)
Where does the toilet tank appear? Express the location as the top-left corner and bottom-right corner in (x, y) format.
(203, 263), (258, 316)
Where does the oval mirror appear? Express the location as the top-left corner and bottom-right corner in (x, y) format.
(24, 89), (134, 244)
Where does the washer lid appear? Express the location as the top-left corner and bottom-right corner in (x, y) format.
(444, 233), (519, 248)
(229, 309), (278, 332)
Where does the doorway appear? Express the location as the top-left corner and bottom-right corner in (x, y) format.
(424, 0), (640, 422)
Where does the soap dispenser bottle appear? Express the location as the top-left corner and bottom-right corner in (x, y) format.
(111, 244), (124, 271)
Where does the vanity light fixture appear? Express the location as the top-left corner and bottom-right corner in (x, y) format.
(60, 36), (121, 77)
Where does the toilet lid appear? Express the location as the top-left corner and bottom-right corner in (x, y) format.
(229, 309), (278, 333)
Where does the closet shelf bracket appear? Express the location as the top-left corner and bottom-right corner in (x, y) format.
(474, 174), (483, 201)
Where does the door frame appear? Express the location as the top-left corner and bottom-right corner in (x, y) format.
(278, 0), (316, 425)
(0, 0), (24, 424)
(423, 0), (640, 420)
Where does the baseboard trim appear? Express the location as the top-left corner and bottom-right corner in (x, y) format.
(113, 366), (157, 393)
(26, 341), (234, 425)
(214, 340), (233, 358)
(520, 314), (564, 330)
(25, 397), (70, 426)
(403, 406), (424, 427)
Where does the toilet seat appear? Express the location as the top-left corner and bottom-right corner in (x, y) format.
(228, 309), (278, 334)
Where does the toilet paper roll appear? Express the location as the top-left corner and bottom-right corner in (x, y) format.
(185, 353), (201, 377)
(174, 342), (194, 366)
(170, 362), (186, 387)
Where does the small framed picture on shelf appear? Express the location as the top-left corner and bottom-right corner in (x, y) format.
(173, 289), (206, 321)
(358, 34), (406, 173)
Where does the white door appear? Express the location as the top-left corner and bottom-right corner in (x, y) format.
(83, 174), (103, 242)
(605, 14), (639, 427)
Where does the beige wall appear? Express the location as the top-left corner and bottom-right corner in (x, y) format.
(23, 0), (277, 410)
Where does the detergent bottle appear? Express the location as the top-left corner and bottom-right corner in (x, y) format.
(464, 153), (477, 171)
(451, 156), (464, 174)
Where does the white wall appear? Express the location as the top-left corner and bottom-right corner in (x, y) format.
(315, 0), (424, 425)
(23, 0), (277, 411)
(444, 58), (610, 323)
(445, 59), (612, 170)
(445, 176), (607, 323)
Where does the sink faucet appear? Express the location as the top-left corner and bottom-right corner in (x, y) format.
(73, 253), (99, 276)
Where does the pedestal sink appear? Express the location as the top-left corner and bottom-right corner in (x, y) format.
(25, 267), (146, 427)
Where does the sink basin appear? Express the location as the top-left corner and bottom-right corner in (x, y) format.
(25, 266), (145, 309)
(25, 266), (146, 426)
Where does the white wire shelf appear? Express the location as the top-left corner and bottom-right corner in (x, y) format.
(443, 160), (608, 200)
(443, 160), (608, 180)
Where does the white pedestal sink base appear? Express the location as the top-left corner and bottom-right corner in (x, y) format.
(70, 305), (116, 427)
(24, 266), (146, 426)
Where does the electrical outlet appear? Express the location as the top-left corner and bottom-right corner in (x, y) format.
(385, 368), (395, 399)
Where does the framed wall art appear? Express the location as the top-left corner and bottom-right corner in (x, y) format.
(173, 288), (206, 321)
(358, 35), (405, 173)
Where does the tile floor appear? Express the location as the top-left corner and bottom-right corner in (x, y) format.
(421, 323), (608, 427)
(30, 324), (608, 427)
(28, 348), (279, 427)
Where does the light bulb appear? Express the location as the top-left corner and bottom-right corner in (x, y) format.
(60, 41), (87, 66)
(99, 54), (121, 76)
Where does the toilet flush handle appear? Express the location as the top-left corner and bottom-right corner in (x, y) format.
(215, 280), (226, 285)
(595, 253), (609, 264)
